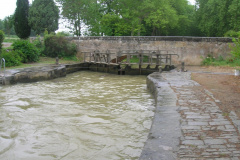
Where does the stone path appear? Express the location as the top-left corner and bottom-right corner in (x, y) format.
(162, 72), (240, 160)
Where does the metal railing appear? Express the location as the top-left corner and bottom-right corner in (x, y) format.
(83, 49), (179, 66)
(0, 58), (6, 78)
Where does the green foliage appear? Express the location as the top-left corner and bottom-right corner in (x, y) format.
(14, 0), (31, 39)
(57, 0), (196, 36)
(44, 33), (77, 58)
(201, 55), (216, 66)
(0, 16), (16, 36)
(56, 31), (71, 36)
(224, 30), (240, 37)
(12, 40), (39, 63)
(196, 0), (240, 37)
(0, 30), (5, 49)
(230, 33), (240, 59)
(201, 55), (226, 66)
(32, 36), (44, 55)
(3, 15), (14, 36)
(0, 49), (22, 67)
(29, 0), (59, 35)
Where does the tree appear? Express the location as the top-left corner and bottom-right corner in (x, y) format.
(3, 16), (14, 36)
(29, 0), (59, 35)
(14, 0), (31, 39)
(56, 0), (90, 36)
(195, 0), (239, 37)
(57, 0), (198, 36)
(0, 20), (3, 31)
(228, 0), (240, 32)
(0, 30), (4, 50)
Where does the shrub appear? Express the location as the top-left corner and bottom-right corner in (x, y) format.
(224, 30), (240, 38)
(44, 33), (77, 58)
(201, 54), (216, 65)
(230, 32), (240, 59)
(56, 31), (70, 36)
(0, 30), (5, 49)
(0, 49), (22, 67)
(32, 35), (44, 55)
(12, 40), (39, 62)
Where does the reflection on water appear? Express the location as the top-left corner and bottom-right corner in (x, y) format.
(0, 71), (154, 160)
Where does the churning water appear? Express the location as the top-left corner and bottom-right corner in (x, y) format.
(0, 71), (155, 160)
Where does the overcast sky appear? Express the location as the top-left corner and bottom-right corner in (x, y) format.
(0, 0), (196, 20)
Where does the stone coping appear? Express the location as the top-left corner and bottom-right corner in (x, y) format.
(67, 36), (233, 42)
(0, 65), (67, 85)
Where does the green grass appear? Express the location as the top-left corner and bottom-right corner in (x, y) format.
(6, 56), (80, 70)
(3, 35), (20, 43)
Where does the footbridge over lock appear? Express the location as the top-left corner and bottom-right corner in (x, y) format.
(82, 49), (178, 75)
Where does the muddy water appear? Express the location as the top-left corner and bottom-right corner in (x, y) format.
(0, 71), (155, 160)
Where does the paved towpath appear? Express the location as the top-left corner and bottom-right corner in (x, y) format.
(165, 72), (240, 159)
(140, 71), (240, 160)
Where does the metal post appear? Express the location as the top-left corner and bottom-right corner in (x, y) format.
(56, 57), (59, 65)
(159, 54), (162, 67)
(170, 55), (172, 66)
(0, 58), (5, 78)
(181, 62), (185, 72)
(90, 52), (92, 62)
(127, 54), (130, 64)
(156, 54), (159, 66)
(83, 52), (86, 62)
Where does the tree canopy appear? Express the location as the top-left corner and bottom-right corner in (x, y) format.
(196, 0), (240, 37)
(56, 0), (198, 36)
(3, 0), (240, 37)
(29, 0), (60, 35)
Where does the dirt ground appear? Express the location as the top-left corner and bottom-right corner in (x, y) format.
(185, 66), (240, 119)
(2, 42), (12, 48)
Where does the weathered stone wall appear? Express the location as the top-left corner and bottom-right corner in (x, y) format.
(69, 36), (233, 65)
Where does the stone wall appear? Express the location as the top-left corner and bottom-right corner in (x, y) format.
(69, 36), (233, 65)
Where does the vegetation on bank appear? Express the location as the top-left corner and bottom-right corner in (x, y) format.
(202, 31), (240, 67)
(0, 30), (78, 68)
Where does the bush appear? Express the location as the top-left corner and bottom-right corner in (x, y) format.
(44, 33), (77, 58)
(12, 40), (39, 62)
(224, 30), (240, 38)
(201, 54), (216, 66)
(0, 30), (5, 49)
(32, 35), (44, 55)
(0, 49), (22, 67)
(230, 33), (240, 59)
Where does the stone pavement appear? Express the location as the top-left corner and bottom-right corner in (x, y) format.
(161, 72), (240, 160)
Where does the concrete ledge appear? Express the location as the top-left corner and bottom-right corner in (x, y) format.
(1, 63), (169, 85)
(2, 65), (67, 85)
(139, 72), (181, 160)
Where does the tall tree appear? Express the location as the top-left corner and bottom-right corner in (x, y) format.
(14, 0), (31, 39)
(29, 0), (59, 35)
(56, 0), (90, 36)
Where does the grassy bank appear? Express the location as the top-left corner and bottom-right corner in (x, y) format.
(6, 57), (80, 70)
(3, 35), (20, 43)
